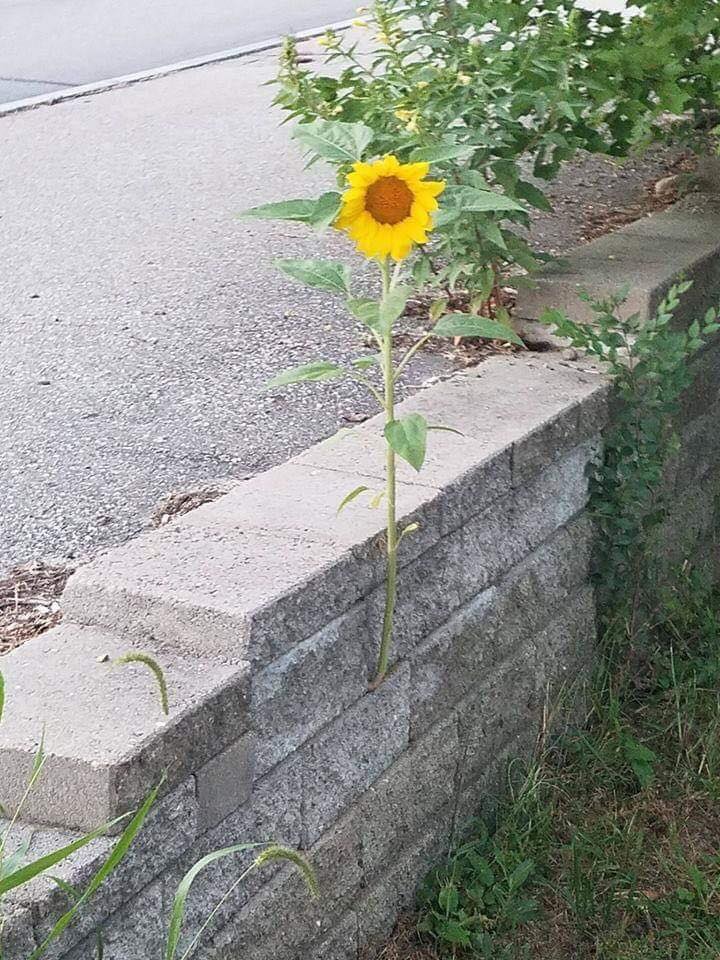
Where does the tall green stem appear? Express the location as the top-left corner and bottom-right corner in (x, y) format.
(373, 258), (398, 686)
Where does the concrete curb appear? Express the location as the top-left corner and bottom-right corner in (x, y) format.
(0, 17), (353, 117)
(515, 194), (720, 327)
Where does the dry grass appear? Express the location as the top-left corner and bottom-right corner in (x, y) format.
(0, 561), (73, 655)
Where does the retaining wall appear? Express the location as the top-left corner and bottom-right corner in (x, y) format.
(2, 199), (720, 960)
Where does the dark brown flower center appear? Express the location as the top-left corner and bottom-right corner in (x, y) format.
(365, 176), (414, 225)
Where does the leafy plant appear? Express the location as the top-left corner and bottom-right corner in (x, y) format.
(411, 572), (720, 959)
(243, 121), (520, 683)
(275, 1), (719, 306)
(417, 809), (541, 955)
(542, 283), (720, 628)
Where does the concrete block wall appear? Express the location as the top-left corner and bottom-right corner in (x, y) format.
(0, 353), (608, 960)
(2, 199), (720, 960)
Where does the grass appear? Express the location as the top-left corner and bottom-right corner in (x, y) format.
(382, 568), (720, 960)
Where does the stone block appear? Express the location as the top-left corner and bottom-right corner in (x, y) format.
(0, 902), (36, 960)
(306, 807), (363, 913)
(61, 881), (165, 960)
(302, 665), (410, 846)
(366, 443), (593, 664)
(533, 586), (597, 701)
(489, 513), (594, 655)
(357, 715), (459, 877)
(455, 649), (540, 794)
(409, 590), (497, 738)
(205, 860), (332, 960)
(357, 827), (452, 958)
(0, 624), (249, 832)
(161, 755), (303, 947)
(515, 205), (720, 327)
(251, 603), (369, 777)
(63, 516), (377, 667)
(12, 779), (196, 959)
(195, 733), (255, 833)
(309, 911), (359, 960)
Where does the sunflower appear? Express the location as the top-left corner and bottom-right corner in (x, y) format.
(336, 155), (445, 261)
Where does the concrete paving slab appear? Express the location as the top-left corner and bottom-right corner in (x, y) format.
(0, 624), (250, 831)
(515, 203), (720, 324)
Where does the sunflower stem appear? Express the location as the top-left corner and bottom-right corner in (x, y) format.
(373, 258), (398, 687)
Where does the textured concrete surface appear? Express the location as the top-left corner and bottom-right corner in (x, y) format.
(0, 0), (356, 103)
(61, 356), (607, 665)
(515, 201), (720, 325)
(0, 625), (249, 830)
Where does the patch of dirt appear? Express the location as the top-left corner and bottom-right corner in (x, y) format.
(0, 562), (74, 656)
(150, 487), (227, 528)
(531, 146), (700, 256)
(369, 915), (439, 960)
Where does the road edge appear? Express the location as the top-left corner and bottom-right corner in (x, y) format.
(0, 17), (353, 118)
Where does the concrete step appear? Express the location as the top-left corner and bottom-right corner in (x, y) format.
(0, 623), (250, 832)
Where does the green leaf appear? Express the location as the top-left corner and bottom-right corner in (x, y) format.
(409, 142), (478, 163)
(428, 424), (464, 437)
(308, 192), (343, 230)
(441, 185), (526, 214)
(275, 258), (350, 295)
(266, 361), (345, 389)
(347, 297), (382, 333)
(433, 313), (523, 345)
(165, 842), (264, 960)
(239, 192), (341, 231)
(351, 354), (380, 369)
(384, 413), (427, 471)
(380, 285), (410, 332)
(621, 733), (657, 789)
(30, 786), (160, 958)
(337, 485), (370, 513)
(292, 119), (374, 164)
(239, 198), (317, 222)
(514, 179), (553, 212)
(114, 652), (169, 716)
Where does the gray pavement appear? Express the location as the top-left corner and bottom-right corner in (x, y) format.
(0, 0), (356, 103)
(0, 39), (450, 575)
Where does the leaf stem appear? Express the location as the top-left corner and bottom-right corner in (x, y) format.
(373, 257), (398, 686)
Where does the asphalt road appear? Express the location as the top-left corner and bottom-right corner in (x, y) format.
(0, 0), (357, 103)
(0, 37), (454, 575)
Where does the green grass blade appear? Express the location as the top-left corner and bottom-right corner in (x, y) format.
(30, 783), (160, 958)
(0, 817), (122, 896)
(165, 843), (263, 960)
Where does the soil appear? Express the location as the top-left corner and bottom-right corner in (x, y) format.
(0, 561), (74, 656)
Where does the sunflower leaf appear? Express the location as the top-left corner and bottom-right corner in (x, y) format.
(347, 298), (382, 333)
(337, 485), (370, 513)
(409, 142), (479, 163)
(384, 413), (428, 472)
(433, 312), (523, 345)
(265, 361), (345, 389)
(437, 186), (526, 225)
(275, 258), (351, 295)
(292, 119), (374, 164)
(379, 285), (411, 332)
(238, 199), (317, 222)
(239, 192), (342, 232)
